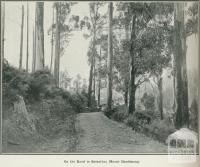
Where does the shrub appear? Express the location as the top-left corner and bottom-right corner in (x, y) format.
(45, 86), (71, 100)
(141, 93), (155, 111)
(50, 96), (74, 119)
(3, 61), (56, 103)
(125, 111), (151, 132)
(30, 98), (76, 137)
(143, 119), (176, 142)
(3, 60), (31, 104)
(28, 69), (55, 100)
(69, 91), (88, 113)
(67, 90), (98, 113)
(104, 109), (112, 118)
(2, 60), (92, 117)
(141, 93), (158, 120)
(125, 114), (140, 129)
(111, 105), (128, 122)
(112, 110), (128, 122)
(124, 112), (176, 143)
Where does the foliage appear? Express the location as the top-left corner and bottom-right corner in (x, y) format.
(95, 34), (108, 82)
(132, 24), (172, 79)
(111, 105), (128, 122)
(112, 111), (128, 122)
(59, 70), (72, 90)
(113, 2), (173, 111)
(3, 60), (57, 103)
(48, 2), (75, 57)
(28, 69), (55, 100)
(125, 111), (152, 131)
(125, 114), (142, 131)
(72, 74), (82, 93)
(50, 96), (74, 118)
(3, 60), (31, 104)
(141, 93), (155, 112)
(45, 86), (71, 100)
(112, 36), (130, 94)
(123, 112), (175, 143)
(2, 60), (91, 116)
(84, 3), (107, 68)
(110, 104), (153, 131)
(143, 119), (176, 142)
(185, 2), (198, 37)
(80, 2), (106, 37)
(68, 91), (95, 113)
(110, 104), (176, 143)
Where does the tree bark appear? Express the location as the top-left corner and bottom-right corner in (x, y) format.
(1, 1), (5, 61)
(181, 19), (189, 128)
(124, 25), (129, 106)
(87, 31), (96, 107)
(54, 4), (61, 87)
(174, 3), (189, 129)
(32, 29), (36, 72)
(106, 2), (113, 112)
(124, 80), (129, 106)
(88, 58), (94, 107)
(97, 48), (102, 107)
(26, 3), (29, 72)
(32, 9), (37, 73)
(0, 2), (5, 146)
(50, 7), (55, 73)
(128, 55), (136, 114)
(158, 76), (163, 120)
(172, 56), (177, 113)
(19, 5), (24, 70)
(93, 59), (96, 98)
(35, 2), (44, 71)
(128, 15), (137, 114)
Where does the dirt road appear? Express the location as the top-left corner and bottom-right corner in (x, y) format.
(75, 112), (167, 153)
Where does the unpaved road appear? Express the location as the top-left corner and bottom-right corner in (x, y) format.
(76, 112), (167, 153)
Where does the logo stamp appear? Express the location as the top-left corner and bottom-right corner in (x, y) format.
(166, 128), (198, 163)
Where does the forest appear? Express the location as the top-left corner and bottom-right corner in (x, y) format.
(1, 1), (199, 153)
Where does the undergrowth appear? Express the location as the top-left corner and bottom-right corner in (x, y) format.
(2, 60), (92, 152)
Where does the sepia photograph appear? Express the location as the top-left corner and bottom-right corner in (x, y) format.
(0, 1), (199, 154)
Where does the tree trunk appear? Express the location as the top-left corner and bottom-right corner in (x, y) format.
(1, 1), (5, 61)
(128, 55), (136, 114)
(35, 2), (44, 71)
(158, 76), (163, 120)
(181, 18), (189, 128)
(174, 3), (189, 129)
(87, 31), (96, 107)
(26, 3), (29, 72)
(32, 9), (37, 73)
(88, 58), (94, 107)
(54, 4), (61, 87)
(172, 56), (177, 113)
(32, 29), (36, 72)
(124, 80), (129, 106)
(128, 15), (137, 114)
(13, 96), (36, 133)
(93, 59), (96, 98)
(19, 5), (24, 70)
(0, 1), (5, 148)
(50, 7), (54, 73)
(106, 2), (113, 112)
(97, 48), (102, 107)
(124, 25), (129, 107)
